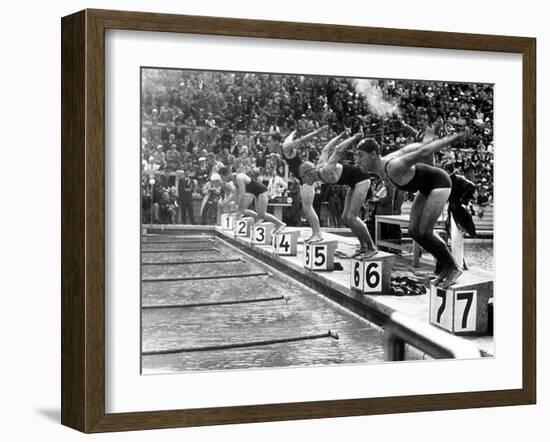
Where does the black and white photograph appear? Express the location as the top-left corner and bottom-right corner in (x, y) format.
(140, 68), (494, 374)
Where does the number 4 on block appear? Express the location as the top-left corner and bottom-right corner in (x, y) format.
(274, 230), (301, 256)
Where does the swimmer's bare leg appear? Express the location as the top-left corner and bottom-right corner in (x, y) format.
(256, 192), (286, 233)
(410, 189), (460, 283)
(301, 183), (323, 243)
(342, 181), (377, 256)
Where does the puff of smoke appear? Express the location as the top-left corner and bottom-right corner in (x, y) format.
(352, 79), (401, 117)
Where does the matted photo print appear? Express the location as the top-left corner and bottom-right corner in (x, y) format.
(140, 67), (494, 375)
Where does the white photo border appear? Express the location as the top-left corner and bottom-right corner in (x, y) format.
(105, 29), (523, 413)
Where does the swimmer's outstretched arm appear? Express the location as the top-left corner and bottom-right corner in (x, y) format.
(282, 125), (329, 157)
(398, 117), (420, 139)
(398, 132), (465, 168)
(325, 132), (363, 167)
(317, 131), (347, 165)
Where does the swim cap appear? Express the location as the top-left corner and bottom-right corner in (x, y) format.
(356, 138), (380, 154)
(298, 161), (316, 177)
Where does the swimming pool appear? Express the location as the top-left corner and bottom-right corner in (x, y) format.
(141, 234), (386, 374)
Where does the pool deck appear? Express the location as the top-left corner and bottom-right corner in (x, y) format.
(145, 224), (494, 357)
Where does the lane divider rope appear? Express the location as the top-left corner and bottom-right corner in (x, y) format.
(142, 247), (220, 254)
(142, 258), (242, 266)
(142, 271), (269, 283)
(142, 295), (289, 310)
(142, 330), (339, 356)
(143, 239), (215, 245)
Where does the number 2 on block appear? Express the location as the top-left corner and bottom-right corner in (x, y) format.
(237, 221), (246, 235)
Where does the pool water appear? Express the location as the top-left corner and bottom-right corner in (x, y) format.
(141, 235), (386, 374)
(463, 242), (493, 272)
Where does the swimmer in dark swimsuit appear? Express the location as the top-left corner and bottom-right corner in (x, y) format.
(218, 167), (286, 234)
(299, 131), (377, 258)
(268, 125), (329, 242)
(355, 133), (468, 288)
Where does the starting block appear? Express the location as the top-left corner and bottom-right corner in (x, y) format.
(273, 230), (301, 256)
(251, 222), (275, 246)
(220, 213), (237, 231)
(304, 240), (338, 271)
(429, 272), (493, 335)
(350, 251), (395, 294)
(234, 217), (255, 238)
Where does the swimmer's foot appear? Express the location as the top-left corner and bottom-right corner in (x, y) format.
(304, 234), (323, 244)
(432, 274), (445, 287)
(273, 223), (286, 235)
(352, 248), (378, 259)
(439, 267), (463, 289)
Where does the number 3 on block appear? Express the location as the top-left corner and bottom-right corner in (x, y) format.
(254, 226), (265, 243)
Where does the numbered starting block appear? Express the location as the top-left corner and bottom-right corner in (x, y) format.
(273, 230), (301, 256)
(234, 217), (255, 238)
(251, 222), (275, 246)
(350, 251), (395, 294)
(304, 241), (338, 271)
(429, 272), (493, 335)
(220, 213), (237, 231)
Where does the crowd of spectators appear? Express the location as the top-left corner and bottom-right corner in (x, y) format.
(141, 69), (494, 225)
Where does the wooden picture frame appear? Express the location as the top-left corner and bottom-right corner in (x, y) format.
(61, 9), (536, 433)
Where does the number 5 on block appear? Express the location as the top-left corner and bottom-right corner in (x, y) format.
(304, 241), (337, 271)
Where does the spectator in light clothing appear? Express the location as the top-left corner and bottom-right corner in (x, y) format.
(152, 145), (166, 169)
(206, 152), (224, 175)
(200, 173), (223, 225)
(267, 169), (288, 200)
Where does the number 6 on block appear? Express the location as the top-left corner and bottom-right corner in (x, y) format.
(350, 259), (383, 293)
(363, 261), (382, 292)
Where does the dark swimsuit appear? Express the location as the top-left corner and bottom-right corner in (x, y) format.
(244, 179), (267, 197)
(283, 151), (303, 184)
(319, 164), (370, 189)
(384, 160), (451, 196)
